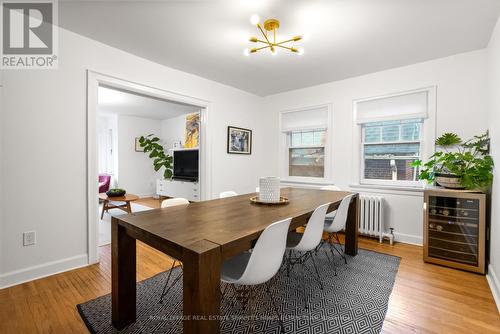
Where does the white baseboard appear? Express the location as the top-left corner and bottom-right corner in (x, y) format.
(0, 254), (88, 289)
(393, 232), (423, 246)
(487, 264), (500, 314)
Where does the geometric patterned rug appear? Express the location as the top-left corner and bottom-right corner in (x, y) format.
(77, 249), (400, 334)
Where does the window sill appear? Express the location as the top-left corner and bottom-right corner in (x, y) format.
(349, 183), (425, 196)
(281, 178), (332, 187)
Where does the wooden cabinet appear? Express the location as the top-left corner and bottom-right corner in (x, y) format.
(423, 188), (486, 274)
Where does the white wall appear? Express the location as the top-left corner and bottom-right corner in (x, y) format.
(116, 116), (161, 196)
(97, 114), (118, 177)
(0, 28), (270, 287)
(264, 49), (489, 245)
(487, 15), (500, 312)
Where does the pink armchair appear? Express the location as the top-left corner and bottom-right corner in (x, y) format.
(98, 174), (111, 193)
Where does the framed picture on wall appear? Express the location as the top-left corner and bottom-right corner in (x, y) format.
(227, 126), (252, 154)
(135, 137), (144, 152)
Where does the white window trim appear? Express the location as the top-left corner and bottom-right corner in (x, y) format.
(279, 103), (333, 184)
(352, 87), (436, 189)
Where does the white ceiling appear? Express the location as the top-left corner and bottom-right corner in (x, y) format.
(60, 0), (500, 96)
(97, 86), (199, 120)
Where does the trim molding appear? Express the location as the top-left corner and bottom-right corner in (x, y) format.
(0, 254), (88, 289)
(487, 264), (500, 314)
(393, 232), (423, 246)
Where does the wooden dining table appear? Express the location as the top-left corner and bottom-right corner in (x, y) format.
(111, 187), (359, 333)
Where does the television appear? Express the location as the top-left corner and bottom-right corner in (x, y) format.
(173, 149), (199, 181)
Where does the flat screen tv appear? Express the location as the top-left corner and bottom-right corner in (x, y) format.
(173, 149), (199, 181)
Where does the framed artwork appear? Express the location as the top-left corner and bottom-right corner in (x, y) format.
(227, 126), (252, 154)
(135, 137), (144, 152)
(185, 112), (200, 148)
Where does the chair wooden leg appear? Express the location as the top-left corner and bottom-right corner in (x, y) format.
(101, 201), (107, 219)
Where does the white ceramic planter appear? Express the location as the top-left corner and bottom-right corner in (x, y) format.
(258, 177), (280, 203)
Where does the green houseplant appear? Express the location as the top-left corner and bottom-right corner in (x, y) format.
(412, 132), (493, 190)
(138, 134), (173, 179)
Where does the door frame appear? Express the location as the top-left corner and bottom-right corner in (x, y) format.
(86, 70), (213, 264)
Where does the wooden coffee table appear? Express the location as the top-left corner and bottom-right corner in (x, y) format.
(99, 193), (140, 219)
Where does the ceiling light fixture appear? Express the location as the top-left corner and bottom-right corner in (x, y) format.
(244, 15), (303, 56)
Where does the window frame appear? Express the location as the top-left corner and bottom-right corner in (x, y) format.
(279, 104), (333, 184)
(287, 129), (327, 178)
(353, 87), (436, 189)
(360, 119), (423, 187)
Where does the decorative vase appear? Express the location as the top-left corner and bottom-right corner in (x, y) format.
(258, 177), (280, 203)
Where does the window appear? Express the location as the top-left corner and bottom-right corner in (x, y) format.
(288, 130), (326, 177)
(362, 119), (422, 182)
(355, 88), (434, 187)
(280, 105), (331, 181)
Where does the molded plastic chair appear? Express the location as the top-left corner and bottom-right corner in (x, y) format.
(161, 197), (189, 208)
(219, 191), (238, 198)
(221, 217), (292, 333)
(322, 194), (354, 274)
(320, 185), (341, 221)
(284, 202), (331, 308)
(158, 197), (189, 303)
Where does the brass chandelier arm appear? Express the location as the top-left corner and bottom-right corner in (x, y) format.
(257, 24), (272, 45)
(275, 44), (294, 51)
(276, 38), (298, 46)
(254, 45), (272, 52)
(253, 39), (269, 44)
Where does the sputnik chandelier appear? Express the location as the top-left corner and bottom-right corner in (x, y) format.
(244, 15), (304, 56)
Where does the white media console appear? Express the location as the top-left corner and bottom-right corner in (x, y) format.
(156, 179), (200, 202)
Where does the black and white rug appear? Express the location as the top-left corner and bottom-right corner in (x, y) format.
(77, 249), (400, 334)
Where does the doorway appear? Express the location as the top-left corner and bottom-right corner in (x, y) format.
(87, 71), (212, 264)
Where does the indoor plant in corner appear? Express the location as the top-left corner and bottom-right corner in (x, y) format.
(412, 132), (494, 190)
(138, 134), (173, 179)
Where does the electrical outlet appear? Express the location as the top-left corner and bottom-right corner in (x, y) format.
(23, 231), (36, 246)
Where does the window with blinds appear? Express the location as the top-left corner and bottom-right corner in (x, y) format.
(280, 106), (329, 180)
(355, 90), (430, 186)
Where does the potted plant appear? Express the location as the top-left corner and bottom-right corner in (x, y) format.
(138, 134), (173, 179)
(412, 132), (493, 190)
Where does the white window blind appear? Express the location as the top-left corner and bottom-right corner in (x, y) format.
(281, 107), (328, 132)
(356, 91), (429, 124)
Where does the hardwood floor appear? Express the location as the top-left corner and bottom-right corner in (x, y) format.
(0, 197), (498, 333)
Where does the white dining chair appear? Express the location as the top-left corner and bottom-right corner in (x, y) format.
(322, 194), (354, 275)
(284, 202), (331, 309)
(221, 217), (292, 333)
(161, 197), (190, 208)
(219, 191), (238, 198)
(321, 185), (341, 221)
(158, 197), (189, 303)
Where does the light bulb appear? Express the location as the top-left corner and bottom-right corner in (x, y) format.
(243, 48), (250, 56)
(271, 48), (277, 56)
(250, 14), (260, 25)
(297, 47), (304, 55)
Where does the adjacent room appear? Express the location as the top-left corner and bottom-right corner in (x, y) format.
(1, 1), (500, 333)
(96, 86), (202, 246)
